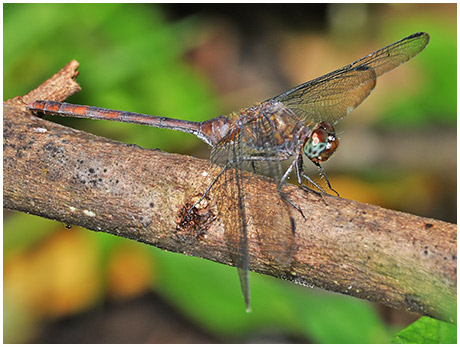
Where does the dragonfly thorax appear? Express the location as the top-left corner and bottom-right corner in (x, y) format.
(304, 121), (339, 163)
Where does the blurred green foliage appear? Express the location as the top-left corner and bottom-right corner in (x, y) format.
(154, 246), (394, 343)
(4, 3), (217, 153)
(380, 14), (457, 127)
(4, 3), (456, 343)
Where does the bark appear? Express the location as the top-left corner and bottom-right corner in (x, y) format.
(3, 61), (456, 323)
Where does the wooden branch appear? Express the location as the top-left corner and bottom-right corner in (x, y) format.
(4, 61), (456, 323)
(22, 60), (81, 104)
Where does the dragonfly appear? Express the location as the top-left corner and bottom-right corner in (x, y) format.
(29, 32), (429, 311)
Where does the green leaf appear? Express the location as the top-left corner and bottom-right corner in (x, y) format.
(391, 316), (457, 343)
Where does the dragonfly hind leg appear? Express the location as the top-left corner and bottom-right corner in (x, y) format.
(293, 156), (333, 207)
(278, 189), (306, 220)
(185, 163), (229, 217)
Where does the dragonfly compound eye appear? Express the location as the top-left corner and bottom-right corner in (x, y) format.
(304, 121), (339, 163)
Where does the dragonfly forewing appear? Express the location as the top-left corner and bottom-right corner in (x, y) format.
(271, 32), (429, 126)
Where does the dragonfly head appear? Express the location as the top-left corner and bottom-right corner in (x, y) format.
(304, 121), (339, 163)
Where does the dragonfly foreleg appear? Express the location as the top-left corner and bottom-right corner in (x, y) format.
(315, 162), (339, 196)
(293, 156), (325, 195)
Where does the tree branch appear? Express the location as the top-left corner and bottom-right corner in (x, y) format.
(4, 61), (456, 323)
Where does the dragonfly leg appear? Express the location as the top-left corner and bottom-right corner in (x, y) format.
(276, 157), (306, 220)
(281, 192), (305, 220)
(276, 182), (305, 220)
(294, 156), (325, 195)
(315, 163), (339, 197)
(294, 158), (331, 207)
(278, 156), (297, 188)
(186, 163), (229, 217)
(238, 155), (305, 220)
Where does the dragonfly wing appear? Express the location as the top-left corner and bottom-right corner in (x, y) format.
(212, 135), (251, 311)
(246, 177), (296, 267)
(270, 32), (429, 125)
(211, 106), (297, 310)
(234, 111), (296, 266)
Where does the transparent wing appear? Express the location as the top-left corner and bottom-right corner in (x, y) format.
(211, 108), (296, 311)
(270, 32), (430, 125)
(212, 127), (252, 311)
(247, 178), (296, 268)
(215, 164), (251, 311)
(212, 103), (303, 178)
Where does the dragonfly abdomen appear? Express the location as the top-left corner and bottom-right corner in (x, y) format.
(29, 100), (204, 139)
